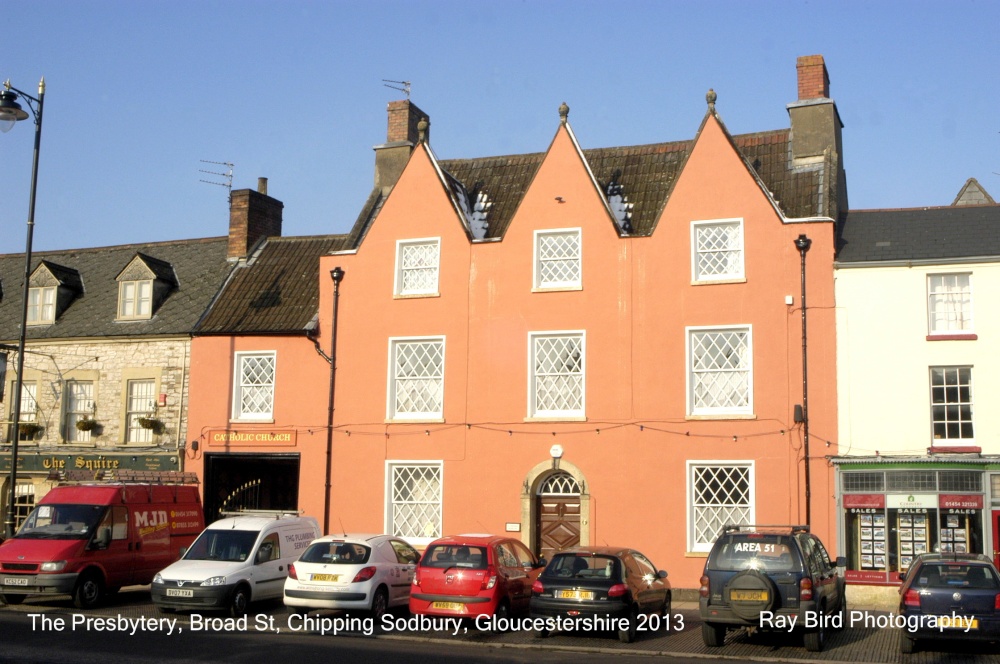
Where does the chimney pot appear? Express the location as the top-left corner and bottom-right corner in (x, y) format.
(257, 177), (268, 195)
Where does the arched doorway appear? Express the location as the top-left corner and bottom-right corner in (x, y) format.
(521, 460), (589, 561)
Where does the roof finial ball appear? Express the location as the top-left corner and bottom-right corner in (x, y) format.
(417, 118), (429, 143)
(706, 88), (717, 111)
(558, 102), (569, 124)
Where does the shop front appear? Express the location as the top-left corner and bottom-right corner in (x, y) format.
(833, 457), (999, 585)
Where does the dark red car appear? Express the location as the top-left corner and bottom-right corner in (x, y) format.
(409, 534), (545, 620)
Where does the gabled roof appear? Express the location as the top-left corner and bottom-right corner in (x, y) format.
(116, 252), (179, 286)
(952, 178), (996, 206)
(347, 119), (830, 245)
(0, 238), (233, 340)
(34, 260), (84, 292)
(836, 205), (1000, 264)
(195, 234), (352, 335)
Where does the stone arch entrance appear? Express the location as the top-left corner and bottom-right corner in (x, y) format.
(521, 460), (590, 560)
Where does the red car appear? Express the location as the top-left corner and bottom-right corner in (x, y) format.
(409, 534), (545, 620)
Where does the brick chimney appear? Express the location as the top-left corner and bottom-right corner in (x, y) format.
(374, 100), (429, 193)
(787, 55), (848, 216)
(228, 177), (283, 260)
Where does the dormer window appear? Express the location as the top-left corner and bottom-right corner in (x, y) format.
(115, 253), (177, 321)
(27, 286), (56, 324)
(118, 280), (153, 320)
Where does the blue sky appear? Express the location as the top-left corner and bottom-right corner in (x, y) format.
(2, 1), (998, 254)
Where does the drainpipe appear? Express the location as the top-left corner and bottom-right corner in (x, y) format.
(794, 234), (812, 527)
(323, 267), (345, 533)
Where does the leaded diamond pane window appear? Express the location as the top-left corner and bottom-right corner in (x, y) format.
(928, 273), (972, 333)
(691, 464), (753, 551)
(391, 339), (444, 419)
(531, 333), (584, 417)
(535, 230), (581, 288)
(397, 239), (440, 295)
(693, 221), (744, 281)
(930, 366), (973, 442)
(389, 464), (442, 542)
(689, 327), (751, 414)
(234, 352), (275, 420)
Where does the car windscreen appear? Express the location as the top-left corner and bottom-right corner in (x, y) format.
(299, 541), (372, 564)
(543, 554), (621, 581)
(912, 563), (1000, 590)
(421, 544), (488, 569)
(184, 529), (258, 562)
(707, 535), (802, 572)
(14, 504), (105, 540)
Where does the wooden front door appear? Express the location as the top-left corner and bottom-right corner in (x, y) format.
(535, 471), (581, 561)
(993, 510), (1000, 569)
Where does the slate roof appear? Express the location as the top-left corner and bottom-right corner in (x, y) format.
(195, 235), (352, 335)
(0, 238), (233, 342)
(347, 121), (831, 243)
(836, 205), (1000, 263)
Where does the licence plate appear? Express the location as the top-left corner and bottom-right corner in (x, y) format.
(556, 590), (594, 600)
(165, 588), (194, 597)
(310, 574), (341, 582)
(731, 590), (768, 602)
(431, 601), (464, 611)
(938, 616), (978, 629)
(2, 577), (29, 586)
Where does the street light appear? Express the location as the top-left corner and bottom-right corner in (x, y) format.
(794, 233), (812, 527)
(2, 77), (45, 539)
(323, 266), (345, 534)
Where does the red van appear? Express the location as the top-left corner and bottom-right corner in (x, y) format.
(0, 483), (204, 608)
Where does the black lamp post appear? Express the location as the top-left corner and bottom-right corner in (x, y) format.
(1, 78), (45, 539)
(794, 234), (812, 527)
(323, 266), (344, 534)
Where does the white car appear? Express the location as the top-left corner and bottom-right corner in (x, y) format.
(283, 534), (420, 619)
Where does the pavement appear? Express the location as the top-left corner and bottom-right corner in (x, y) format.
(3, 591), (999, 663)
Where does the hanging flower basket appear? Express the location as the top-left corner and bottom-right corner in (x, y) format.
(19, 422), (42, 437)
(138, 417), (159, 430)
(76, 418), (98, 432)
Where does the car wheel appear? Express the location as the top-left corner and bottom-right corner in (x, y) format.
(725, 569), (777, 622)
(156, 605), (176, 614)
(371, 587), (389, 622)
(661, 591), (672, 632)
(836, 595), (848, 630)
(1, 593), (25, 605)
(702, 621), (726, 647)
(803, 607), (826, 652)
(900, 631), (917, 654)
(73, 571), (104, 609)
(618, 605), (638, 643)
(494, 600), (510, 625)
(229, 585), (250, 617)
(534, 627), (549, 639)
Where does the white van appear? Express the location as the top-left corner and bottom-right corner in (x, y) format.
(151, 513), (319, 616)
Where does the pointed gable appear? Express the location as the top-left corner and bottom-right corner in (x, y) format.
(952, 178), (996, 206)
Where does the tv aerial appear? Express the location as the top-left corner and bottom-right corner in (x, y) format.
(382, 79), (411, 98)
(199, 160), (234, 203)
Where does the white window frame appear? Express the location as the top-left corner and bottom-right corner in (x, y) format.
(533, 228), (582, 290)
(394, 237), (441, 297)
(687, 460), (755, 553)
(686, 325), (753, 417)
(927, 272), (973, 335)
(65, 380), (95, 443)
(691, 219), (745, 283)
(930, 366), (974, 444)
(528, 331), (586, 419)
(125, 378), (157, 444)
(232, 351), (276, 421)
(387, 336), (445, 421)
(118, 280), (153, 320)
(385, 460), (443, 547)
(27, 286), (56, 324)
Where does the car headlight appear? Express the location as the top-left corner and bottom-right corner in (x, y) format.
(201, 576), (227, 586)
(153, 573), (163, 584)
(40, 561), (67, 572)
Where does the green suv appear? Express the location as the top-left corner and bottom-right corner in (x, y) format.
(699, 525), (846, 652)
